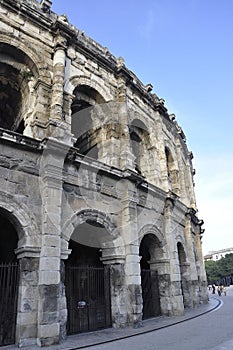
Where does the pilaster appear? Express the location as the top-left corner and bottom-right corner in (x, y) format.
(119, 179), (142, 327)
(164, 197), (184, 315)
(101, 255), (127, 328)
(149, 259), (172, 316)
(37, 139), (68, 347)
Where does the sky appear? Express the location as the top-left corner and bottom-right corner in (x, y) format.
(51, 0), (233, 255)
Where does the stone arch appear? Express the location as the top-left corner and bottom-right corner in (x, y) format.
(175, 233), (187, 253)
(67, 76), (113, 159)
(64, 208), (118, 335)
(65, 75), (113, 102)
(139, 224), (166, 251)
(139, 225), (171, 317)
(139, 231), (163, 319)
(0, 191), (40, 251)
(0, 37), (51, 134)
(128, 115), (153, 177)
(0, 35), (51, 83)
(62, 209), (124, 258)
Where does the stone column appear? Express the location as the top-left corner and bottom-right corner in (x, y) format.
(37, 139), (68, 347)
(29, 81), (51, 139)
(156, 117), (170, 192)
(164, 197), (184, 316)
(50, 46), (66, 121)
(144, 124), (161, 187)
(119, 179), (143, 327)
(186, 153), (197, 209)
(194, 223), (208, 304)
(184, 210), (199, 307)
(175, 140), (187, 203)
(15, 248), (40, 348)
(116, 78), (135, 171)
(149, 259), (172, 316)
(48, 44), (73, 145)
(100, 255), (127, 328)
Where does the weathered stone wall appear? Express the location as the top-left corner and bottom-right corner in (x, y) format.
(0, 0), (208, 347)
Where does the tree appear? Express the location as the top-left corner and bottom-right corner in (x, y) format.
(205, 253), (233, 284)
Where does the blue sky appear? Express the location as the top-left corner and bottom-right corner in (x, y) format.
(52, 0), (233, 255)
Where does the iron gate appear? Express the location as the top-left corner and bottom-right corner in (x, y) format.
(65, 265), (112, 334)
(0, 262), (19, 346)
(141, 269), (161, 319)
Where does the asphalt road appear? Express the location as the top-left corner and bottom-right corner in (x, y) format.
(83, 287), (233, 350)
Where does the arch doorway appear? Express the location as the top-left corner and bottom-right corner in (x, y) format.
(65, 222), (112, 334)
(139, 234), (161, 319)
(0, 210), (19, 346)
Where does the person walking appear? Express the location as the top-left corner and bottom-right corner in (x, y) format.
(217, 285), (222, 296)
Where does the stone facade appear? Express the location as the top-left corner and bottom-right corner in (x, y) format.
(0, 0), (208, 347)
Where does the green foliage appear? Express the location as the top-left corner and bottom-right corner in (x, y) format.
(205, 253), (233, 284)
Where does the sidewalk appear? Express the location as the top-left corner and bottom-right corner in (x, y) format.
(2, 297), (220, 350)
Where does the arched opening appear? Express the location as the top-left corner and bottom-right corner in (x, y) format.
(0, 209), (19, 346)
(177, 242), (190, 308)
(129, 119), (150, 175)
(0, 43), (38, 134)
(139, 234), (161, 319)
(65, 221), (112, 335)
(71, 85), (105, 159)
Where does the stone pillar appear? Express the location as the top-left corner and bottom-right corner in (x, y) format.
(156, 117), (169, 192)
(119, 180), (143, 327)
(184, 211), (199, 307)
(186, 153), (197, 209)
(37, 139), (68, 347)
(116, 79), (135, 171)
(175, 140), (188, 203)
(50, 46), (66, 121)
(15, 248), (40, 348)
(101, 255), (127, 328)
(149, 259), (172, 316)
(28, 81), (52, 140)
(164, 197), (184, 316)
(97, 121), (122, 168)
(194, 224), (208, 304)
(47, 43), (73, 145)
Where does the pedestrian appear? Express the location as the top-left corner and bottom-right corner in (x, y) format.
(212, 284), (216, 294)
(223, 286), (227, 296)
(217, 286), (221, 296)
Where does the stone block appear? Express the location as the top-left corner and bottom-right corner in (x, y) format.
(17, 311), (37, 325)
(38, 322), (60, 338)
(40, 246), (60, 257)
(40, 257), (60, 271)
(39, 270), (60, 285)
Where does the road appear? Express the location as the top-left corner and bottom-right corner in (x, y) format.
(83, 287), (233, 350)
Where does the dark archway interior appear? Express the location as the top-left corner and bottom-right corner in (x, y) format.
(0, 212), (18, 263)
(177, 242), (186, 266)
(140, 234), (155, 269)
(0, 43), (38, 134)
(67, 240), (102, 267)
(139, 234), (161, 319)
(0, 63), (22, 130)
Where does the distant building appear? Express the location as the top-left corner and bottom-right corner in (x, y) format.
(204, 247), (233, 261)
